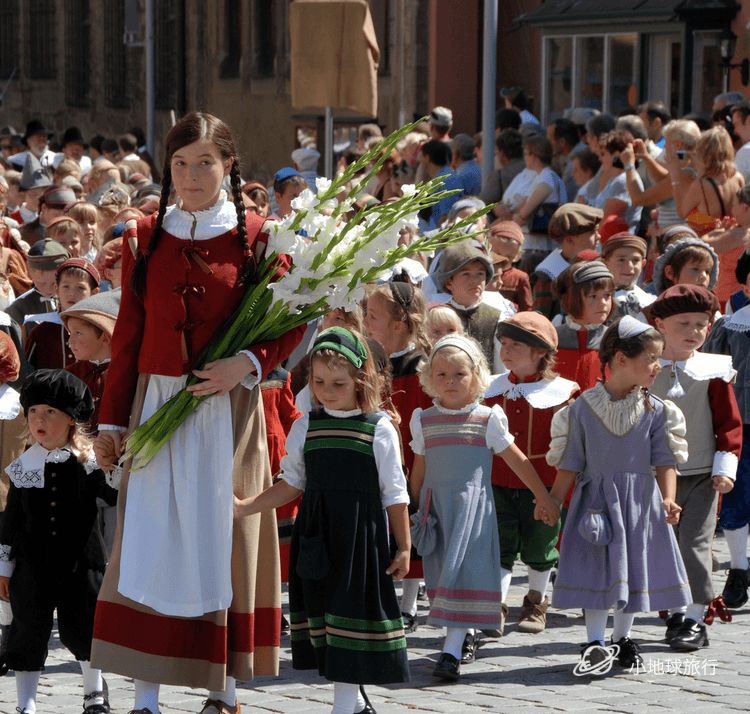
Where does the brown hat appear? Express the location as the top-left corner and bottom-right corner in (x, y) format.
(435, 244), (494, 293)
(56, 257), (100, 286)
(27, 238), (70, 270)
(61, 289), (120, 337)
(548, 203), (603, 240)
(646, 284), (719, 322)
(489, 220), (524, 244)
(40, 185), (76, 209)
(601, 231), (648, 259)
(496, 312), (557, 351)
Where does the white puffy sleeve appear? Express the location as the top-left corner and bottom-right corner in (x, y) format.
(546, 405), (570, 466)
(278, 412), (310, 491)
(409, 408), (425, 456)
(374, 416), (410, 508)
(662, 399), (688, 465)
(486, 404), (515, 454)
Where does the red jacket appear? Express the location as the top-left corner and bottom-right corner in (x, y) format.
(99, 213), (304, 427)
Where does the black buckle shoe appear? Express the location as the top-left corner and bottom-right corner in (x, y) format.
(83, 677), (110, 714)
(669, 618), (709, 651)
(433, 652), (460, 681)
(355, 685), (376, 713)
(401, 611), (417, 634)
(722, 568), (750, 609)
(417, 583), (427, 601)
(664, 612), (685, 643)
(460, 631), (482, 664)
(612, 636), (643, 668)
(280, 614), (290, 636)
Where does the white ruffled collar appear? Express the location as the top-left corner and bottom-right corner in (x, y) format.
(0, 384), (21, 420)
(658, 351), (735, 383)
(725, 304), (750, 333)
(389, 342), (416, 359)
(5, 443), (99, 488)
(322, 406), (363, 417)
(484, 372), (577, 409)
(432, 398), (480, 414)
(564, 315), (604, 331)
(581, 382), (646, 436)
(162, 190), (238, 240)
(535, 248), (570, 280)
(449, 298), (482, 311)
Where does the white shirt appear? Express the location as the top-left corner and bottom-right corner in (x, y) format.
(736, 141), (750, 183)
(279, 408), (410, 508)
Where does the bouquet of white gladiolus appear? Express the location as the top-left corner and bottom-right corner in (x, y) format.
(125, 119), (492, 468)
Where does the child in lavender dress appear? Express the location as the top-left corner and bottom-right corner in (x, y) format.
(544, 316), (691, 674)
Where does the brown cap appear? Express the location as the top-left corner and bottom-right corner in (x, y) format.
(61, 288), (120, 337)
(40, 185), (76, 208)
(548, 203), (603, 240)
(489, 220), (524, 244)
(646, 284), (719, 322)
(435, 244), (494, 293)
(56, 257), (100, 286)
(601, 231), (648, 259)
(27, 238), (70, 270)
(496, 311), (558, 351)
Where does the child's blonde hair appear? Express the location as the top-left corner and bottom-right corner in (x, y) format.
(46, 216), (83, 245)
(418, 335), (490, 402)
(425, 304), (464, 344)
(366, 283), (431, 354)
(322, 305), (364, 333)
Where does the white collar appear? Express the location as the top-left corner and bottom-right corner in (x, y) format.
(322, 406), (363, 417)
(162, 190), (238, 240)
(485, 372), (578, 409)
(432, 398), (480, 414)
(0, 384), (20, 420)
(0, 312), (10, 327)
(389, 342), (416, 359)
(24, 310), (62, 326)
(725, 304), (750, 333)
(449, 298), (482, 311)
(535, 248), (570, 280)
(615, 285), (656, 308)
(564, 315), (603, 331)
(5, 443), (99, 488)
(658, 351), (735, 383)
(581, 382), (646, 436)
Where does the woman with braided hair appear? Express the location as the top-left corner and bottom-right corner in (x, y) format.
(90, 112), (304, 714)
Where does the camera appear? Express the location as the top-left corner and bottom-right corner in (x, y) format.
(612, 155), (624, 169)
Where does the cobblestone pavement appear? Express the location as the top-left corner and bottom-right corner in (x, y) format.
(1, 533), (748, 713)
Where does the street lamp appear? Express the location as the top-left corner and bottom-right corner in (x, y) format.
(719, 27), (749, 90)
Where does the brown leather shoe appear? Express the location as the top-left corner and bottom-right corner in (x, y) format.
(517, 590), (549, 633)
(200, 699), (241, 714)
(127, 709), (157, 714)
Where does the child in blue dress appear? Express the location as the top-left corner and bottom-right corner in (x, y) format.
(545, 316), (692, 674)
(409, 334), (559, 681)
(234, 327), (410, 714)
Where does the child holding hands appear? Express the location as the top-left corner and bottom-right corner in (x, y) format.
(546, 317), (691, 673)
(235, 327), (410, 714)
(409, 334), (559, 680)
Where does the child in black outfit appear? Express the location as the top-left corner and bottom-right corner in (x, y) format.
(0, 369), (118, 714)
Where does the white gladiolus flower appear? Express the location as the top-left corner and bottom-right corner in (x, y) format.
(291, 188), (317, 212)
(315, 176), (332, 194)
(400, 183), (416, 197)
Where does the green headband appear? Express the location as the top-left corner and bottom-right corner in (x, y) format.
(312, 326), (368, 369)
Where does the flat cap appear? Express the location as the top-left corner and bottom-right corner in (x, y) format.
(548, 203), (603, 239)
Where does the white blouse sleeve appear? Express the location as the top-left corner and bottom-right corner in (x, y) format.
(278, 413), (310, 491)
(374, 416), (410, 508)
(486, 404), (515, 454)
(662, 399), (689, 465)
(409, 408), (425, 456)
(546, 405), (570, 466)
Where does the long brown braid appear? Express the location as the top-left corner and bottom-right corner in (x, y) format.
(229, 158), (257, 286)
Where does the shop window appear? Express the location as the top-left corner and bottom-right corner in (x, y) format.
(65, 0), (90, 107)
(27, 0), (56, 79)
(0, 0), (19, 80)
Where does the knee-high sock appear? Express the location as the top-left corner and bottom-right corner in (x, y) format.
(332, 681), (359, 714)
(134, 679), (160, 713)
(443, 627), (468, 659)
(208, 676), (236, 708)
(724, 525), (749, 570)
(611, 610), (636, 641)
(400, 579), (420, 616)
(584, 609), (608, 645)
(16, 670), (41, 714)
(527, 568), (552, 598)
(79, 660), (104, 704)
(500, 567), (512, 602)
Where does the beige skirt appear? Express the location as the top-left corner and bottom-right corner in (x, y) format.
(91, 375), (281, 690)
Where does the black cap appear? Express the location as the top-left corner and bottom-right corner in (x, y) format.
(20, 369), (94, 422)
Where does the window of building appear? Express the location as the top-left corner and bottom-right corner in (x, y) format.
(220, 0), (241, 79)
(155, 0), (185, 111)
(65, 0), (90, 107)
(691, 31), (723, 115)
(251, 0), (275, 78)
(543, 33), (639, 121)
(370, 0), (390, 76)
(0, 0), (19, 81)
(27, 0), (56, 79)
(104, 0), (128, 107)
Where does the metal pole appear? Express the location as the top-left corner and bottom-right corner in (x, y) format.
(481, 0), (498, 189)
(398, 0), (407, 128)
(324, 106), (334, 178)
(145, 0), (156, 159)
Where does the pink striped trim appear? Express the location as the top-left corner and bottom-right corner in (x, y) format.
(422, 413), (489, 426)
(424, 436), (486, 448)
(429, 608), (501, 624)
(429, 587), (501, 600)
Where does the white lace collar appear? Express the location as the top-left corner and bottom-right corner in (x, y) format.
(0, 384), (21, 420)
(615, 285), (656, 308)
(162, 190), (238, 240)
(535, 248), (570, 280)
(485, 372), (577, 409)
(725, 304), (750, 333)
(658, 351), (735, 383)
(581, 382), (646, 436)
(5, 443), (99, 488)
(564, 315), (604, 331)
(449, 298), (482, 312)
(322, 406), (363, 417)
(432, 398), (480, 414)
(389, 342), (416, 359)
